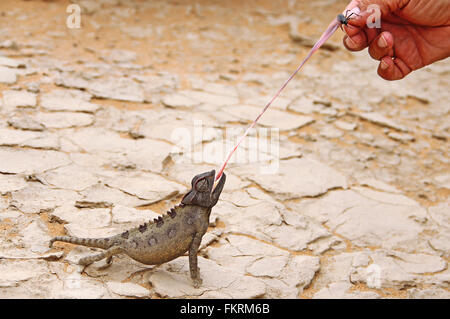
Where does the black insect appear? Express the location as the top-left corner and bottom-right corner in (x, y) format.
(337, 9), (360, 28)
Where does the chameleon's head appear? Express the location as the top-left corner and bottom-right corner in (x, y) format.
(181, 170), (226, 208)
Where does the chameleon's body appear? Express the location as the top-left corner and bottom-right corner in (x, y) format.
(49, 170), (226, 287)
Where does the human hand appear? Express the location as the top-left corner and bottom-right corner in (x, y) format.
(342, 0), (450, 80)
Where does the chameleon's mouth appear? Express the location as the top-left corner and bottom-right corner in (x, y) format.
(210, 170), (226, 206)
(211, 171), (222, 192)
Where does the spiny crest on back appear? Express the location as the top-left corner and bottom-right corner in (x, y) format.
(158, 203), (184, 223)
(167, 206), (177, 218)
(131, 203), (184, 236)
(138, 223), (147, 233)
(154, 216), (164, 227)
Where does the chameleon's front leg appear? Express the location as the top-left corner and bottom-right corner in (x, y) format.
(188, 233), (203, 288)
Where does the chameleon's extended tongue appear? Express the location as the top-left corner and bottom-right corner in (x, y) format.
(215, 15), (345, 182)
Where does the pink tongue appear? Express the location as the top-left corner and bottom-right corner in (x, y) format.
(215, 18), (341, 182)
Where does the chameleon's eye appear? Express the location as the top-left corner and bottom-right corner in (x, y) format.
(195, 178), (209, 192)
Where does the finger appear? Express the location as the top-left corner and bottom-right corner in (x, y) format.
(343, 31), (368, 51)
(343, 23), (362, 37)
(368, 31), (394, 60)
(342, 6), (377, 51)
(378, 56), (412, 81)
(364, 25), (380, 44)
(344, 15), (379, 44)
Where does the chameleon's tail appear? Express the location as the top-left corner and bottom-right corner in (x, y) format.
(49, 236), (111, 250)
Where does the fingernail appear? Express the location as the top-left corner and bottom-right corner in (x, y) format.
(380, 59), (389, 70)
(345, 37), (358, 49)
(378, 35), (388, 48)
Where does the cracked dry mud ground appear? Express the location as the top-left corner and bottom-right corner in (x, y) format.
(0, 0), (448, 299)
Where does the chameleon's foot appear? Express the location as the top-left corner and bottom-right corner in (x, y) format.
(96, 256), (114, 270)
(190, 265), (202, 288)
(79, 256), (94, 266)
(192, 277), (203, 288)
(106, 255), (113, 265)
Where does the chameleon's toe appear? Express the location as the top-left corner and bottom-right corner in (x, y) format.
(106, 256), (113, 265)
(192, 277), (203, 288)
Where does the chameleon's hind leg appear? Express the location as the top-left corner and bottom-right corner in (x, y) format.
(79, 246), (123, 266)
(188, 233), (203, 288)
